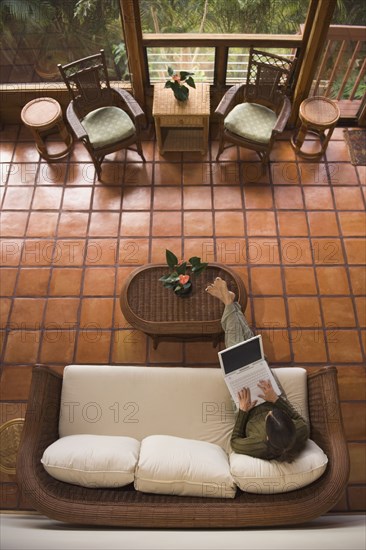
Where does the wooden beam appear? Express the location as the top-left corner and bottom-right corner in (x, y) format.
(143, 33), (302, 49)
(289, 0), (337, 126)
(119, 0), (146, 109)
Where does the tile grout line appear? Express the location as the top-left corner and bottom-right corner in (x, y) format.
(36, 154), (70, 368)
(270, 158), (296, 365)
(1, 139), (41, 367)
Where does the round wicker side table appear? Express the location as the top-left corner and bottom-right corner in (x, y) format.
(21, 97), (73, 160)
(291, 96), (340, 159)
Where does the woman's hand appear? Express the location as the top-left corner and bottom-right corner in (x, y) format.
(237, 387), (257, 412)
(257, 379), (279, 403)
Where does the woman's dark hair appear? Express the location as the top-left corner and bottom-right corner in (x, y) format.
(265, 409), (297, 463)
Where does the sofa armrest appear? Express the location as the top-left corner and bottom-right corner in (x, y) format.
(307, 366), (350, 500)
(17, 366), (63, 506)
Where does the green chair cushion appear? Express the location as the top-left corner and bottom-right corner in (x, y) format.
(82, 106), (135, 149)
(224, 102), (277, 144)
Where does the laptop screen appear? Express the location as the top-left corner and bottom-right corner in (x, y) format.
(220, 336), (262, 375)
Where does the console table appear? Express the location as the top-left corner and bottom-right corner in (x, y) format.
(152, 83), (210, 155)
(120, 263), (247, 349)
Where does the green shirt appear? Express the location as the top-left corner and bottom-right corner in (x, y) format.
(230, 397), (310, 459)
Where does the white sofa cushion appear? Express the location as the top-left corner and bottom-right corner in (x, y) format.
(230, 439), (328, 494)
(41, 434), (140, 488)
(59, 366), (237, 453)
(273, 367), (309, 423)
(58, 366), (309, 455)
(135, 435), (237, 499)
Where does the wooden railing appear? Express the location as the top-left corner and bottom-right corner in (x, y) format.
(142, 33), (302, 89)
(307, 25), (366, 117)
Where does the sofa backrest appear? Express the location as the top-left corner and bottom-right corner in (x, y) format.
(59, 366), (308, 454)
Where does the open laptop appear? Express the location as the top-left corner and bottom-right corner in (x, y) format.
(218, 334), (281, 407)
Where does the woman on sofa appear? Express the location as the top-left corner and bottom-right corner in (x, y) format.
(206, 277), (309, 464)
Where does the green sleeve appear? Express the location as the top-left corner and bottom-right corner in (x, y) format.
(230, 410), (268, 458)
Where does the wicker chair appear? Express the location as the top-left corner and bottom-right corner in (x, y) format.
(215, 48), (296, 167)
(58, 50), (146, 178)
(17, 365), (349, 528)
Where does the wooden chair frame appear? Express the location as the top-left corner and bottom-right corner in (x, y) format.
(215, 48), (297, 167)
(58, 49), (146, 178)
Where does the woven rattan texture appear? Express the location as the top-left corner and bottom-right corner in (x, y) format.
(152, 83), (210, 117)
(302, 97), (340, 125)
(127, 265), (238, 323)
(16, 366), (350, 527)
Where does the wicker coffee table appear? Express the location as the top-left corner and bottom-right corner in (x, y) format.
(120, 264), (247, 349)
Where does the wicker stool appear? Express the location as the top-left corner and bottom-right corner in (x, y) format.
(291, 96), (340, 158)
(21, 97), (73, 160)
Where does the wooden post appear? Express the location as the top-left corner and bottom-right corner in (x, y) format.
(119, 0), (146, 109)
(289, 0), (337, 127)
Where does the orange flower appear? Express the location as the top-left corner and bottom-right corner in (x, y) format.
(179, 274), (190, 285)
(172, 74), (181, 82)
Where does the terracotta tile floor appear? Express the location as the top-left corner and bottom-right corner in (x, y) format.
(0, 125), (365, 370)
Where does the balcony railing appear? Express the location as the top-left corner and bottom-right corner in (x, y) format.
(307, 25), (366, 118)
(142, 33), (302, 90)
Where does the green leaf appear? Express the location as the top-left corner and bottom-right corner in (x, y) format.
(192, 263), (208, 275)
(183, 282), (192, 289)
(189, 256), (201, 266)
(179, 71), (194, 80)
(185, 76), (196, 88)
(166, 249), (178, 270)
(167, 67), (174, 76)
(164, 81), (173, 89)
(176, 262), (187, 275)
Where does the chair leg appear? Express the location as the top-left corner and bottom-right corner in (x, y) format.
(258, 151), (269, 175)
(136, 141), (146, 162)
(216, 136), (225, 161)
(91, 155), (102, 179)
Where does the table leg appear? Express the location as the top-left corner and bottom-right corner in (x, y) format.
(292, 122), (308, 152)
(152, 335), (159, 350)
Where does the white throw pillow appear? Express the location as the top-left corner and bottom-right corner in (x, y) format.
(41, 434), (140, 488)
(135, 435), (237, 499)
(230, 439), (328, 494)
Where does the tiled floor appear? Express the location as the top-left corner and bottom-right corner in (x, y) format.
(0, 125), (365, 372)
(0, 124), (365, 512)
(1, 126), (366, 376)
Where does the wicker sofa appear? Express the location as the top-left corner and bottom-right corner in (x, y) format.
(17, 364), (349, 528)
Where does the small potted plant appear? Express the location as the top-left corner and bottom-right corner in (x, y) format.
(164, 67), (195, 101)
(159, 249), (207, 297)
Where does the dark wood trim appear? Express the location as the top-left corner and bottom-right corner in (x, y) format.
(289, 0), (337, 126)
(119, 0), (146, 109)
(143, 33), (302, 48)
(0, 82), (132, 124)
(357, 95), (366, 126)
(214, 46), (228, 89)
